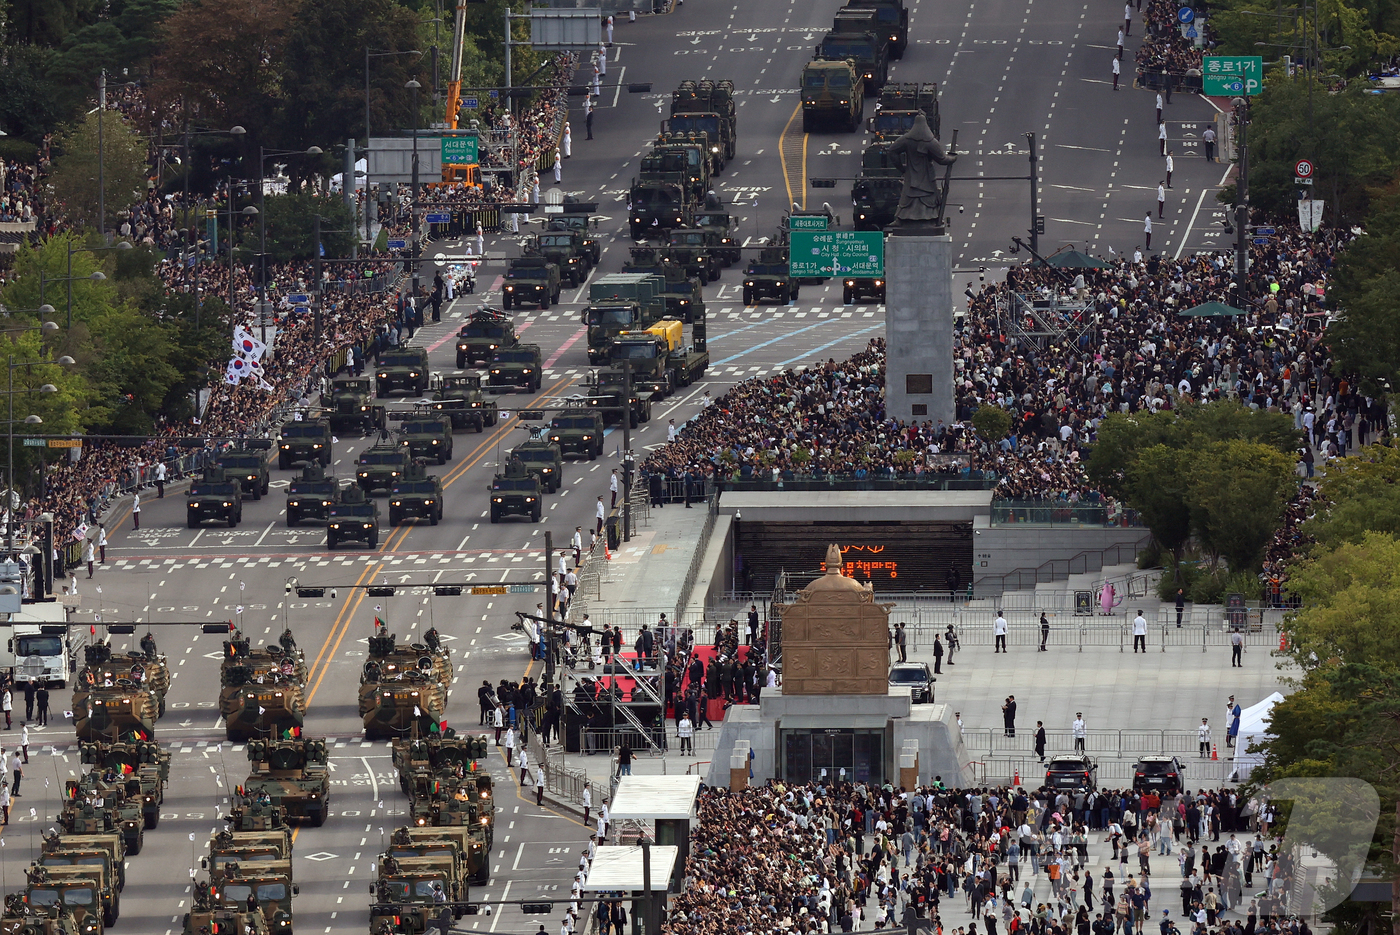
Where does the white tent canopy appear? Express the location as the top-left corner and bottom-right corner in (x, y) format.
(1231, 691), (1284, 782)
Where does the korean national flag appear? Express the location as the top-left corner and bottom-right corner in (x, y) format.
(233, 325), (267, 361)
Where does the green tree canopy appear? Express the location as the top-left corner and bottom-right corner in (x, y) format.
(1188, 440), (1298, 572)
(1304, 443), (1400, 548)
(256, 193), (358, 264)
(46, 109), (148, 233)
(970, 405), (1012, 442)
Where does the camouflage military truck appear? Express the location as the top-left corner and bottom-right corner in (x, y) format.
(665, 228), (724, 284)
(665, 114), (732, 175)
(57, 775), (144, 856)
(607, 330), (676, 398)
(869, 81), (939, 140)
(397, 417), (454, 465)
(34, 860), (118, 928)
(485, 344), (543, 393)
(205, 862), (296, 934)
(487, 459), (542, 523)
(509, 437), (564, 494)
(501, 256), (560, 311)
(526, 230), (591, 287)
(801, 59), (864, 132)
(621, 248), (705, 323)
(454, 308), (518, 369)
(275, 418), (332, 469)
(385, 824), (489, 887)
(671, 79), (737, 148)
(742, 246), (799, 305)
(242, 739), (330, 826)
(843, 276), (886, 304)
(12, 868), (102, 935)
(37, 832), (125, 910)
(77, 740), (168, 829)
(627, 176), (691, 241)
(548, 409), (605, 461)
(389, 463), (445, 526)
(285, 465), (340, 527)
(325, 377), (385, 434)
(40, 829), (127, 892)
(587, 369), (651, 429)
(182, 904), (268, 935)
(426, 372), (497, 432)
(392, 734), (494, 842)
(692, 207), (742, 265)
(356, 443), (413, 494)
(369, 863), (455, 934)
(326, 486), (381, 549)
(215, 447), (271, 501)
(375, 348), (431, 398)
(818, 19), (889, 93)
(206, 798), (293, 880)
(186, 467), (243, 528)
(548, 203), (601, 265)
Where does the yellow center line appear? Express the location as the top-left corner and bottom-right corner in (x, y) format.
(779, 101), (805, 209)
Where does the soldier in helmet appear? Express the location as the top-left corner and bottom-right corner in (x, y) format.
(140, 632), (158, 657)
(279, 629), (297, 653)
(424, 627), (441, 652)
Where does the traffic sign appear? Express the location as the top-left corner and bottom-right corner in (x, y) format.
(1177, 6), (1194, 22)
(424, 212), (451, 224)
(789, 230), (884, 278)
(488, 90), (499, 99)
(22, 439), (44, 448)
(1295, 177), (1314, 185)
(1255, 227), (1275, 235)
(788, 214), (829, 231)
(1184, 24), (1198, 38)
(285, 293), (310, 306)
(440, 135), (479, 165)
(1203, 55), (1263, 96)
(386, 239), (407, 250)
(1294, 158), (1314, 178)
(462, 98), (479, 109)
(1252, 237), (1269, 245)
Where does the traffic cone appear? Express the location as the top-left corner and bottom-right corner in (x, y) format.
(1211, 744), (1218, 760)
(605, 541), (612, 561)
(1279, 633), (1287, 651)
(1013, 769), (1020, 786)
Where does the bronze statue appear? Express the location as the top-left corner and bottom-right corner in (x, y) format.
(887, 113), (957, 230)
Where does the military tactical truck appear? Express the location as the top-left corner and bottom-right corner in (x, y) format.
(486, 344), (543, 393)
(607, 330), (674, 398)
(801, 59), (865, 132)
(665, 228), (725, 284)
(550, 201), (602, 266)
(853, 141), (900, 230)
(488, 459), (542, 523)
(870, 81), (940, 139)
(843, 0), (909, 58)
(454, 308), (519, 368)
(526, 230), (591, 287)
(583, 273), (668, 364)
(843, 276), (886, 304)
(665, 116), (731, 174)
(742, 246), (799, 305)
(548, 410), (605, 460)
(398, 417), (454, 464)
(652, 138), (711, 202)
(384, 824), (489, 887)
(376, 348), (431, 398)
(692, 207), (742, 265)
(216, 447), (271, 501)
(325, 377), (385, 434)
(621, 248), (705, 323)
(587, 370), (651, 428)
(369, 857), (459, 934)
(242, 739), (330, 826)
(628, 177), (691, 240)
(77, 740), (168, 828)
(34, 861), (118, 928)
(501, 256), (560, 310)
(427, 372), (497, 432)
(14, 868), (103, 935)
(818, 21), (889, 92)
(40, 830), (127, 892)
(225, 682), (307, 743)
(187, 467), (243, 528)
(285, 465), (340, 526)
(182, 905), (268, 935)
(356, 443), (413, 493)
(0, 894), (83, 935)
(275, 419), (332, 469)
(57, 774), (145, 855)
(671, 79), (737, 139)
(389, 463), (444, 526)
(204, 862), (296, 934)
(327, 486), (380, 549)
(206, 798), (292, 877)
(510, 436), (564, 494)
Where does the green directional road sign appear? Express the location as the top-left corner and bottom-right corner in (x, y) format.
(1203, 55), (1264, 96)
(788, 214), (829, 231)
(441, 135), (479, 164)
(789, 230), (885, 278)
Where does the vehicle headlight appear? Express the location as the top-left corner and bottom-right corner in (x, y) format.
(359, 471), (368, 477)
(523, 368), (532, 373)
(506, 285), (515, 291)
(322, 500), (332, 506)
(431, 439), (439, 444)
(493, 498), (502, 503)
(491, 369), (500, 374)
(361, 405), (369, 411)
(425, 499), (434, 504)
(289, 500), (299, 506)
(281, 443), (290, 449)
(223, 502), (232, 507)
(583, 435), (592, 440)
(550, 435), (560, 441)
(313, 443), (322, 448)
(378, 372), (388, 378)
(489, 344), (497, 349)
(392, 500), (401, 506)
(526, 497), (535, 502)
(331, 523), (340, 528)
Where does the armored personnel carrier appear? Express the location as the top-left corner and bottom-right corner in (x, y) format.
(219, 631), (308, 713)
(77, 740), (168, 829)
(74, 640), (170, 718)
(241, 739), (330, 827)
(225, 681), (307, 743)
(71, 682), (158, 743)
(359, 634), (450, 741)
(57, 774), (144, 856)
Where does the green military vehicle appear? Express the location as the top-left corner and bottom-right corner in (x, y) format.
(427, 372), (498, 432)
(526, 230), (591, 287)
(385, 823), (489, 886)
(325, 377), (385, 434)
(243, 739), (330, 827)
(209, 796), (293, 868)
(363, 672), (447, 741)
(454, 308), (518, 369)
(34, 860), (118, 929)
(356, 443), (413, 493)
(843, 276), (886, 304)
(653, 137), (711, 202)
(370, 855), (464, 933)
(0, 894), (83, 935)
(376, 347), (430, 398)
(819, 17), (889, 93)
(665, 118), (730, 175)
(486, 344), (543, 393)
(854, 141), (900, 230)
(693, 205), (742, 265)
(665, 228), (725, 284)
(57, 774), (145, 856)
(389, 463), (444, 526)
(870, 81), (940, 139)
(511, 435), (564, 493)
(186, 467), (243, 528)
(77, 740), (168, 829)
(549, 409), (605, 461)
(327, 486), (380, 549)
(398, 417), (454, 464)
(40, 831), (127, 892)
(743, 246), (800, 305)
(801, 59), (865, 132)
(391, 734), (493, 822)
(219, 631), (308, 719)
(844, 0), (908, 58)
(501, 256), (560, 310)
(669, 79), (737, 173)
(583, 272), (668, 364)
(15, 868), (104, 935)
(182, 904), (268, 935)
(621, 248), (705, 323)
(225, 680), (307, 743)
(216, 446), (271, 501)
(488, 459), (542, 523)
(285, 465), (340, 527)
(550, 202), (602, 265)
(628, 175), (691, 241)
(275, 418), (332, 469)
(588, 369), (652, 428)
(71, 679), (160, 747)
(205, 862), (296, 934)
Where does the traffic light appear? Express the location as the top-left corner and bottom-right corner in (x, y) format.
(810, 178), (838, 189)
(1035, 215), (1046, 235)
(368, 586), (396, 597)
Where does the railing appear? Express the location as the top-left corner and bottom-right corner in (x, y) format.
(974, 540), (1152, 595)
(718, 474), (999, 492)
(960, 727), (1207, 759)
(907, 619), (1275, 653)
(990, 499), (1142, 528)
(966, 756), (1236, 787)
(674, 493), (720, 621)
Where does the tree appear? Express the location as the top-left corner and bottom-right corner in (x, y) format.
(970, 405), (1012, 442)
(1188, 440), (1296, 572)
(46, 109), (148, 233)
(257, 193), (357, 263)
(0, 45), (77, 144)
(1305, 443), (1400, 548)
(1123, 445), (1194, 566)
(6, 0), (101, 47)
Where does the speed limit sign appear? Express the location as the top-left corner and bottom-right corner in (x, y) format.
(1295, 159), (1314, 178)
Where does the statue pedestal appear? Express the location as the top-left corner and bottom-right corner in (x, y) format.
(885, 232), (953, 426)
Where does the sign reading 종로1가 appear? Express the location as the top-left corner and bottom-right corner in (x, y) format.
(788, 231), (885, 278)
(1202, 55), (1263, 96)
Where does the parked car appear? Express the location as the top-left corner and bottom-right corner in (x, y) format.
(887, 662), (934, 703)
(1045, 755), (1098, 791)
(1132, 755), (1185, 795)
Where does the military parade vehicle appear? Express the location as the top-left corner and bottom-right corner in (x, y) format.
(621, 247), (705, 323)
(869, 81), (939, 139)
(275, 418), (332, 469)
(586, 369), (651, 428)
(487, 459), (543, 523)
(12, 868), (102, 935)
(376, 348), (431, 398)
(383, 824), (488, 889)
(77, 739), (168, 828)
(486, 344), (543, 393)
(548, 409), (605, 461)
(501, 256), (560, 310)
(454, 308), (518, 368)
(40, 830), (127, 892)
(356, 443), (413, 493)
(627, 174), (691, 241)
(853, 141), (900, 230)
(33, 861), (117, 928)
(215, 446), (271, 501)
(186, 467), (243, 528)
(742, 245), (800, 305)
(72, 660), (160, 743)
(668, 79), (736, 172)
(664, 228), (725, 284)
(327, 486), (381, 549)
(549, 201), (602, 265)
(583, 273), (668, 364)
(397, 416), (454, 464)
(325, 377), (385, 434)
(219, 630), (308, 718)
(844, 276), (887, 304)
(426, 371), (497, 432)
(827, 8), (891, 91)
(389, 462), (445, 526)
(241, 739), (330, 826)
(225, 680), (307, 743)
(525, 230), (591, 287)
(510, 435), (564, 494)
(692, 203), (742, 265)
(204, 862), (296, 934)
(359, 632), (451, 740)
(181, 903), (268, 935)
(844, 0), (908, 57)
(285, 465), (340, 526)
(801, 59), (864, 132)
(0, 892), (83, 935)
(57, 773), (145, 855)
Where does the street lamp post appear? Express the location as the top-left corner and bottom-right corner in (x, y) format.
(365, 48), (424, 246)
(179, 124), (246, 284)
(406, 78), (422, 297)
(257, 146), (324, 345)
(6, 347), (75, 555)
(229, 198), (260, 320)
(65, 240), (131, 328)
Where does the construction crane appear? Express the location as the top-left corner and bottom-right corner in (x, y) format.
(442, 0), (478, 187)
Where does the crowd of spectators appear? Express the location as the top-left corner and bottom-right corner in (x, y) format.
(1134, 0), (1215, 86)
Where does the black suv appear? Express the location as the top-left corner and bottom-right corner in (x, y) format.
(216, 447), (271, 500)
(286, 465), (340, 526)
(887, 661), (934, 703)
(277, 418), (332, 469)
(389, 464), (444, 526)
(356, 443), (413, 494)
(327, 486), (380, 549)
(376, 348), (430, 397)
(488, 460), (542, 523)
(456, 309), (519, 368)
(1045, 756), (1098, 791)
(186, 468), (244, 528)
(398, 417), (454, 464)
(548, 411), (605, 460)
(487, 345), (543, 393)
(1132, 755), (1185, 795)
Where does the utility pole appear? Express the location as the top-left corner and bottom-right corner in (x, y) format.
(504, 7), (513, 118)
(410, 79), (422, 297)
(97, 70), (107, 241)
(543, 529), (555, 683)
(621, 358), (633, 543)
(1232, 97), (1250, 305)
(1026, 131), (1041, 256)
(640, 836), (656, 935)
(344, 138), (358, 260)
(313, 213), (324, 340)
